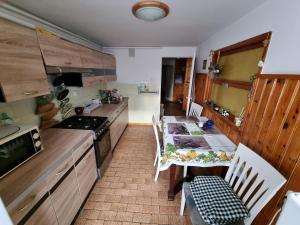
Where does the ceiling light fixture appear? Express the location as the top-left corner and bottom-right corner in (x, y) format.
(132, 1), (169, 22)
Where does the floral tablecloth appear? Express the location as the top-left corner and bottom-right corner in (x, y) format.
(159, 116), (236, 171)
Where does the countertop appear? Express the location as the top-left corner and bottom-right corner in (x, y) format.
(0, 128), (93, 205)
(87, 98), (128, 122)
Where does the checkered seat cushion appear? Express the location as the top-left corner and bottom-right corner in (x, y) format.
(190, 176), (249, 225)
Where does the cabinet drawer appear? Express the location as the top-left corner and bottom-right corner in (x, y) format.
(1, 79), (50, 102)
(75, 147), (97, 201)
(50, 168), (81, 225)
(24, 196), (58, 225)
(7, 179), (48, 224)
(46, 155), (73, 191)
(72, 135), (94, 163)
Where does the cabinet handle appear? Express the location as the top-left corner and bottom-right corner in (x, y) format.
(17, 195), (36, 212)
(56, 163), (69, 176)
(23, 91), (38, 95)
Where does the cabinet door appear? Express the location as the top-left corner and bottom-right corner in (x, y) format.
(50, 169), (81, 225)
(24, 197), (58, 225)
(1, 79), (50, 102)
(37, 31), (82, 68)
(102, 53), (116, 70)
(0, 18), (48, 81)
(110, 106), (128, 151)
(75, 147), (97, 202)
(79, 46), (103, 69)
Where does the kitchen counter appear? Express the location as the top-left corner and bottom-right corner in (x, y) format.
(88, 98), (128, 123)
(0, 128), (93, 206)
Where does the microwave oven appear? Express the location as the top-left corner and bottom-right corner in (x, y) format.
(0, 125), (43, 178)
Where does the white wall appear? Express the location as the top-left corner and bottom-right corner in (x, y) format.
(106, 47), (197, 123)
(196, 0), (300, 74)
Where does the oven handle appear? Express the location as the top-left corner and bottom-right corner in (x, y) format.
(95, 128), (110, 141)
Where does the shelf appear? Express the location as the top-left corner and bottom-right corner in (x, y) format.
(203, 105), (241, 132)
(213, 78), (252, 90)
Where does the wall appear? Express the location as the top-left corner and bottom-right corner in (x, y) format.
(106, 47), (197, 123)
(196, 0), (300, 74)
(0, 85), (100, 127)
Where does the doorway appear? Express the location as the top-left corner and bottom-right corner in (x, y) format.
(160, 58), (192, 116)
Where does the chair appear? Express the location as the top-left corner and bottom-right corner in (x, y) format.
(180, 143), (286, 225)
(189, 102), (203, 117)
(152, 115), (187, 181)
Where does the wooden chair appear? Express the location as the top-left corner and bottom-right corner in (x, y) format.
(189, 102), (203, 117)
(152, 115), (187, 181)
(180, 143), (286, 225)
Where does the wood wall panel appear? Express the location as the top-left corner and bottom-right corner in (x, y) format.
(240, 74), (300, 225)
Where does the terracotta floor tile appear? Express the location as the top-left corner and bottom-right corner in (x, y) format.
(115, 211), (134, 222)
(80, 209), (100, 220)
(132, 213), (152, 223)
(98, 210), (117, 220)
(76, 126), (190, 225)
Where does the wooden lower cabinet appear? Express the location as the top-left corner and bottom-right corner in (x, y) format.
(75, 147), (97, 202)
(50, 168), (81, 225)
(110, 106), (129, 151)
(24, 197), (58, 225)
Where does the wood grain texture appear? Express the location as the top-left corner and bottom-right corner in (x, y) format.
(82, 75), (117, 86)
(37, 31), (82, 68)
(0, 18), (47, 81)
(78, 45), (103, 69)
(182, 58), (192, 111)
(50, 168), (81, 225)
(240, 74), (300, 225)
(0, 129), (92, 206)
(74, 147), (97, 202)
(24, 197), (58, 225)
(195, 73), (212, 104)
(1, 79), (50, 102)
(110, 106), (129, 151)
(89, 98), (128, 122)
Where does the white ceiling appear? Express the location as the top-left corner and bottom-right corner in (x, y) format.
(6, 0), (267, 47)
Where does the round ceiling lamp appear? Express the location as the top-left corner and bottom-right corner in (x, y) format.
(132, 1), (169, 21)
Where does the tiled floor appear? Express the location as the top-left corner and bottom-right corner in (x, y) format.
(75, 125), (192, 225)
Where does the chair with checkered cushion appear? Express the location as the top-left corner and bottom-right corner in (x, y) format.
(180, 143), (286, 225)
(152, 115), (187, 181)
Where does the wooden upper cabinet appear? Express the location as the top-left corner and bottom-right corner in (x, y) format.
(102, 53), (116, 70)
(37, 31), (82, 68)
(78, 46), (103, 69)
(0, 18), (50, 102)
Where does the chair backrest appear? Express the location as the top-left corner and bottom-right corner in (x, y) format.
(225, 143), (286, 225)
(152, 115), (161, 157)
(189, 102), (203, 117)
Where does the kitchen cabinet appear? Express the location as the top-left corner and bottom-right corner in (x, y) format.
(75, 147), (97, 202)
(110, 106), (128, 151)
(37, 31), (83, 68)
(50, 168), (81, 225)
(7, 178), (48, 224)
(24, 197), (58, 225)
(79, 46), (103, 69)
(102, 53), (116, 70)
(0, 18), (50, 102)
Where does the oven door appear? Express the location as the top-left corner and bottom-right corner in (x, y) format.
(94, 129), (111, 169)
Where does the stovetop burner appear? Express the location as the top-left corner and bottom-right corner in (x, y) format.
(52, 116), (108, 132)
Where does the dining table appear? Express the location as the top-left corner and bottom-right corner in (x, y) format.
(161, 116), (237, 200)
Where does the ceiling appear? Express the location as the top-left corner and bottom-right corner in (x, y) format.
(6, 0), (267, 47)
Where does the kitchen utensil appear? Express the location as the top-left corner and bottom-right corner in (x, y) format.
(75, 107), (84, 115)
(36, 103), (55, 114)
(61, 103), (72, 114)
(56, 89), (69, 101)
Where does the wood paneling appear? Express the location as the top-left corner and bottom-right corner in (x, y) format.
(195, 73), (212, 104)
(182, 58), (192, 111)
(78, 45), (103, 69)
(240, 74), (300, 225)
